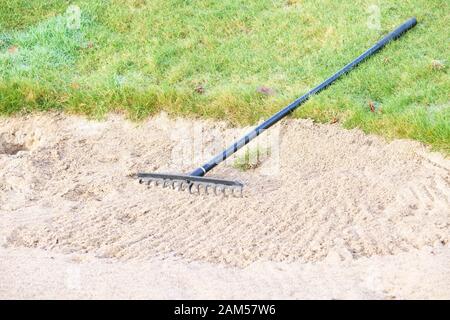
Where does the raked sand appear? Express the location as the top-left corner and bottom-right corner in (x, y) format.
(0, 112), (449, 299)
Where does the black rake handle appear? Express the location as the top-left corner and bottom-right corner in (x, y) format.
(190, 17), (418, 177)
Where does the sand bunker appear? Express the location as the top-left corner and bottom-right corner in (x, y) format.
(1, 112), (448, 269)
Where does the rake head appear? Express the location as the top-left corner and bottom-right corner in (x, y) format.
(137, 173), (244, 197)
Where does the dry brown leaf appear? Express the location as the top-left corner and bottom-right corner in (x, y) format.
(7, 45), (18, 54)
(194, 85), (205, 94)
(256, 86), (275, 96)
(369, 101), (376, 113)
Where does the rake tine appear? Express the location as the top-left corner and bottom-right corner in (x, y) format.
(192, 183), (200, 194)
(232, 186), (243, 198)
(214, 185), (224, 196)
(195, 183), (201, 194)
(189, 182), (197, 194)
(177, 181), (186, 191)
(200, 183), (206, 195)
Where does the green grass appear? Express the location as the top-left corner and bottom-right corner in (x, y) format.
(233, 146), (271, 171)
(0, 0), (449, 153)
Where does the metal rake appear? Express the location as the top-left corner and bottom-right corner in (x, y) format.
(138, 18), (417, 196)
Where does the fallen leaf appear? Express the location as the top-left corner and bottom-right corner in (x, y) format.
(194, 84), (205, 94)
(257, 86), (275, 95)
(7, 45), (18, 54)
(369, 101), (376, 113)
(431, 59), (446, 71)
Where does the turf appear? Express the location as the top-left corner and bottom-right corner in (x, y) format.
(0, 0), (448, 153)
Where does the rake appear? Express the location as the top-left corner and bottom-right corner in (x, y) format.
(138, 17), (417, 196)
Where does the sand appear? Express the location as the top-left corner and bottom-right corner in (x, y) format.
(0, 112), (449, 299)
